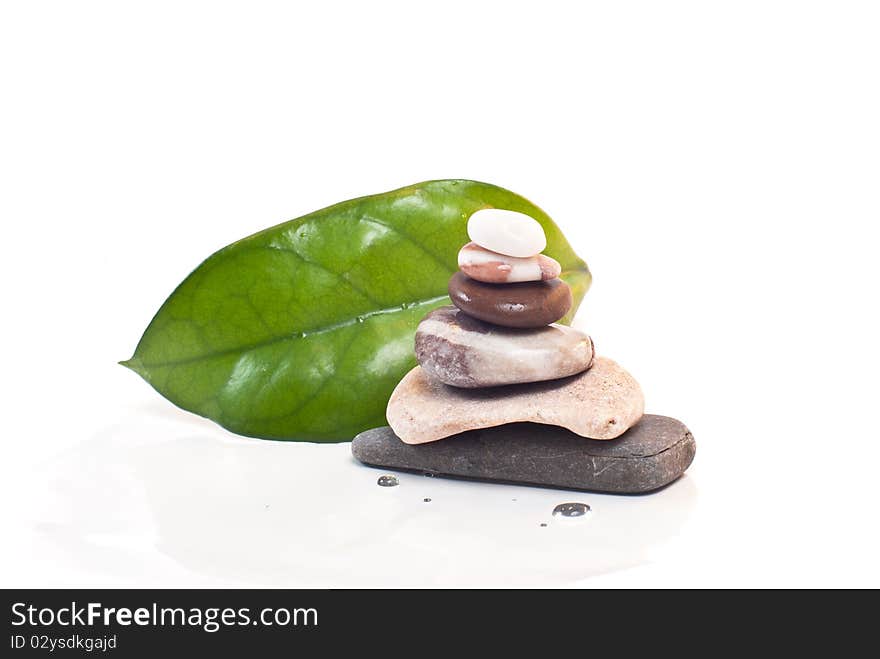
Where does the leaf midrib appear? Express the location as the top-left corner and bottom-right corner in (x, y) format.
(129, 264), (586, 371)
(128, 293), (451, 370)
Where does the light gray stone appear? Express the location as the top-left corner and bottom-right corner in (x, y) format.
(415, 306), (594, 388)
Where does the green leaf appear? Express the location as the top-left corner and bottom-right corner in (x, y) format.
(122, 180), (591, 441)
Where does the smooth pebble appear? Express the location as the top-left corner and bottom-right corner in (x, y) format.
(448, 272), (572, 328)
(386, 356), (645, 444)
(458, 242), (561, 284)
(467, 208), (547, 258)
(415, 306), (593, 388)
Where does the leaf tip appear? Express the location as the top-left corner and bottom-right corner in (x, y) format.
(119, 357), (143, 375)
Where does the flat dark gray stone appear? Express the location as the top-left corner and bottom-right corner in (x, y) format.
(351, 414), (695, 494)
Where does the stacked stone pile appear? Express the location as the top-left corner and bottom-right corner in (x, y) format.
(352, 209), (696, 494)
(387, 209), (644, 444)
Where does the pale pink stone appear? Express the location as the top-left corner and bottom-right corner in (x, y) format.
(386, 356), (645, 444)
(457, 242), (562, 283)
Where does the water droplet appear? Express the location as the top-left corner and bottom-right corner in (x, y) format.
(423, 498), (432, 503)
(377, 475), (399, 487)
(552, 502), (591, 518)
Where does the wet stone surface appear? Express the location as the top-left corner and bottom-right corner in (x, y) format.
(447, 272), (572, 328)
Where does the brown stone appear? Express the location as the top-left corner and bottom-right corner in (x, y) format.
(447, 271), (572, 328)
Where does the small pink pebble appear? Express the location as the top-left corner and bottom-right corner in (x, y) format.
(457, 242), (561, 284)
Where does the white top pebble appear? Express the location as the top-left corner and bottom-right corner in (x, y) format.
(466, 209), (547, 258)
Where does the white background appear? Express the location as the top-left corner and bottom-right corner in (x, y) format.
(1, 1), (878, 587)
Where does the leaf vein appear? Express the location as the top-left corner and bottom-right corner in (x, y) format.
(254, 243), (384, 307)
(358, 215), (454, 274)
(139, 294), (449, 369)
